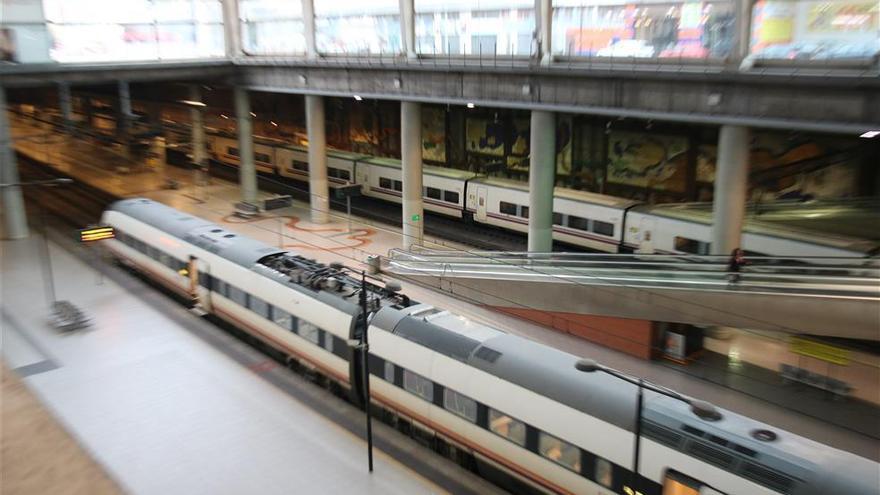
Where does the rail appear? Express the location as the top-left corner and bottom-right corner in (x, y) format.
(384, 250), (880, 299)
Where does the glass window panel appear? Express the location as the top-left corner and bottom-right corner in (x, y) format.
(520, 205), (529, 218)
(384, 361), (395, 381)
(241, 19), (306, 55)
(240, 0), (302, 21)
(250, 296), (270, 318)
(403, 369), (434, 401)
(553, 212), (564, 225)
(750, 0), (879, 61)
(228, 285), (248, 306)
(393, 180), (403, 191)
(426, 187), (443, 200)
(299, 320), (321, 345)
(551, 1), (735, 59)
(592, 220), (615, 237)
(379, 177), (393, 189)
(443, 389), (477, 422)
(488, 409), (526, 446)
(499, 201), (518, 215)
(595, 457), (613, 488)
(538, 433), (581, 472)
(324, 333), (334, 352)
(568, 215), (589, 231)
(273, 306), (293, 329)
(157, 23), (224, 60)
(415, 1), (535, 56)
(315, 1), (401, 55)
(444, 190), (460, 204)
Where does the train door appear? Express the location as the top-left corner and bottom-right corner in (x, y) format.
(662, 470), (726, 495)
(638, 217), (656, 254)
(476, 187), (488, 222)
(356, 162), (370, 192)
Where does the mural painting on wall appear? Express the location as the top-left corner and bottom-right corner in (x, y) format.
(422, 106), (446, 163)
(349, 105), (378, 154)
(556, 115), (573, 177)
(467, 118), (504, 157)
(607, 130), (689, 192)
(507, 118), (530, 168)
(697, 133), (860, 199)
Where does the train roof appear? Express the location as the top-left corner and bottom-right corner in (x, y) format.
(360, 157), (479, 180)
(632, 201), (879, 254)
(107, 199), (414, 313)
(470, 176), (641, 209)
(109, 198), (286, 268)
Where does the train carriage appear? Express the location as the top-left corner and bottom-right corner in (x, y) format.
(277, 145), (365, 189)
(357, 156), (476, 218)
(211, 135), (277, 174)
(465, 177), (637, 252)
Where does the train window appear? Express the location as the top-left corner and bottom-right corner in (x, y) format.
(595, 457), (613, 488)
(592, 220), (615, 237)
(674, 237), (711, 255)
(662, 470), (726, 495)
(553, 212), (563, 225)
(444, 191), (459, 204)
(488, 409), (526, 446)
(255, 152), (271, 163)
(227, 147), (239, 157)
(291, 160), (308, 172)
(426, 187), (442, 200)
(198, 272), (212, 289)
(538, 432), (581, 472)
(338, 169), (350, 181)
(214, 279), (227, 297)
(443, 389), (477, 423)
(250, 296), (270, 319)
(393, 180), (403, 191)
(299, 321), (320, 345)
(273, 307), (293, 331)
(384, 361), (395, 382)
(520, 206), (529, 219)
(568, 215), (590, 231)
(323, 332), (334, 353)
(403, 369), (434, 402)
(500, 201), (518, 215)
(379, 177), (392, 189)
(228, 285), (248, 307)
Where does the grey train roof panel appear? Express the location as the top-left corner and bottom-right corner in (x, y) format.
(468, 334), (639, 433)
(109, 198), (285, 268)
(393, 316), (482, 363)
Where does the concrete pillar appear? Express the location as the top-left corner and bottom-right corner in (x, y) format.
(399, 0), (416, 59)
(58, 82), (73, 135)
(221, 0), (242, 58)
(401, 101), (423, 249)
(537, 0), (552, 64)
(528, 110), (556, 252)
(735, 0), (754, 65)
(234, 87), (257, 204)
(117, 80), (131, 138)
(711, 125), (750, 255)
(150, 136), (166, 170)
(189, 85), (206, 168)
(302, 0), (317, 58)
(0, 86), (30, 239)
(305, 95), (329, 224)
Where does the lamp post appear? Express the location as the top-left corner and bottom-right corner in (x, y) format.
(329, 262), (377, 473)
(574, 358), (719, 493)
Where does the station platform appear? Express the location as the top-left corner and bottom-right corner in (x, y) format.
(1, 230), (503, 494)
(7, 114), (880, 464)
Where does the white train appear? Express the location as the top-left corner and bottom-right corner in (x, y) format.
(101, 198), (880, 495)
(203, 133), (878, 258)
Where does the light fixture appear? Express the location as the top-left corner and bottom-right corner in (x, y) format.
(270, 121), (278, 127)
(179, 99), (206, 107)
(354, 95), (363, 101)
(249, 111), (256, 117)
(860, 130), (879, 138)
(220, 114), (228, 119)
(466, 102), (475, 109)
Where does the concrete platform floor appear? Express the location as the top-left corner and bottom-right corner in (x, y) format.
(8, 115), (880, 462)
